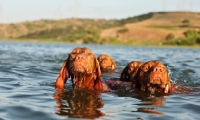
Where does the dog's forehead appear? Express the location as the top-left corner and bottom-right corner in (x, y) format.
(136, 62), (142, 66)
(83, 47), (92, 53)
(155, 62), (167, 69)
(100, 54), (109, 59)
(154, 61), (165, 67)
(130, 62), (137, 67)
(130, 61), (143, 67)
(72, 47), (81, 53)
(139, 61), (155, 72)
(145, 61), (155, 67)
(72, 47), (92, 53)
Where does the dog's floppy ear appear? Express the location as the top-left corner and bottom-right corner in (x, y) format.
(111, 58), (117, 70)
(55, 59), (69, 89)
(163, 70), (172, 93)
(164, 81), (172, 93)
(130, 67), (141, 89)
(120, 66), (127, 81)
(94, 59), (103, 90)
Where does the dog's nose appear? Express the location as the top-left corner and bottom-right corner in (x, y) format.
(76, 54), (85, 60)
(153, 66), (163, 72)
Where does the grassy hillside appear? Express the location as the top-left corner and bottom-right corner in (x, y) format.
(0, 19), (119, 43)
(1, 12), (200, 46)
(101, 12), (200, 46)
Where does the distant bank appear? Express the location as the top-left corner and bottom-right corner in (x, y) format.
(0, 11), (200, 47)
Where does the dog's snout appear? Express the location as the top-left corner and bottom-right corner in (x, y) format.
(76, 54), (85, 61)
(153, 66), (163, 72)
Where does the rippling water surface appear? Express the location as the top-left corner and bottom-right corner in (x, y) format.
(0, 41), (200, 120)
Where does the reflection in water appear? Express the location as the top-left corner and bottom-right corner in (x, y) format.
(133, 91), (167, 114)
(137, 107), (163, 114)
(52, 80), (195, 118)
(53, 89), (104, 119)
(114, 89), (168, 115)
(136, 97), (165, 114)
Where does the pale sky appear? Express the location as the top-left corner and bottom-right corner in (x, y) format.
(0, 0), (199, 23)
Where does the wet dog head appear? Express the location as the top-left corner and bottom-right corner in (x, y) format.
(97, 54), (116, 72)
(70, 48), (97, 74)
(137, 61), (172, 93)
(120, 61), (143, 82)
(55, 47), (102, 90)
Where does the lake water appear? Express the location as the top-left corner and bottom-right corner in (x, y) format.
(0, 41), (200, 120)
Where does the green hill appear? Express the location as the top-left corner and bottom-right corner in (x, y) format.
(0, 12), (200, 46)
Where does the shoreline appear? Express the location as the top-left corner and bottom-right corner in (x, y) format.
(1, 39), (200, 49)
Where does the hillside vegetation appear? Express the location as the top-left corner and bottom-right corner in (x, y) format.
(1, 12), (200, 46)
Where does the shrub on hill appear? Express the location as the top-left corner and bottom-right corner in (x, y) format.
(165, 33), (175, 40)
(163, 30), (200, 46)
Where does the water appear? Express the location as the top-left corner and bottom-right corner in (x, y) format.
(0, 41), (200, 120)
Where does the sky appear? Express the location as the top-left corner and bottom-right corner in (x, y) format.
(0, 0), (200, 23)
